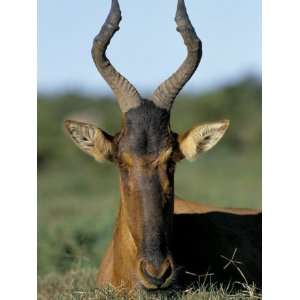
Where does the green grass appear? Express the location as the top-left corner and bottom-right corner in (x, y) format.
(38, 77), (261, 298)
(38, 266), (261, 300)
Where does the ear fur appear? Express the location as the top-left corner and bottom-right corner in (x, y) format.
(179, 120), (230, 161)
(64, 120), (114, 162)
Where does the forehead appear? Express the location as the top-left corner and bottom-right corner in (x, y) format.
(120, 99), (172, 155)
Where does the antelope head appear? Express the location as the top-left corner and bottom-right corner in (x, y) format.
(64, 0), (229, 290)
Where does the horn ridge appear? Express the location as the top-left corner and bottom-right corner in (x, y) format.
(92, 0), (141, 113)
(151, 0), (202, 111)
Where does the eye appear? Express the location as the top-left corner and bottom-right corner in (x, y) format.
(155, 147), (173, 166)
(119, 153), (133, 168)
(167, 161), (176, 173)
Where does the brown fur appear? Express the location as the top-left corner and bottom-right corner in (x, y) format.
(64, 0), (261, 292)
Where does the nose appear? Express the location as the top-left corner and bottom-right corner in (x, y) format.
(138, 256), (175, 289)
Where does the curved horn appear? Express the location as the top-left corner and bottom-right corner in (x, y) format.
(152, 0), (202, 111)
(92, 0), (141, 113)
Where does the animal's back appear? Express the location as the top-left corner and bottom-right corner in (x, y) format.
(173, 198), (261, 289)
(174, 197), (260, 215)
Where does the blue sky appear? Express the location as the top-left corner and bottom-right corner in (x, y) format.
(38, 0), (261, 95)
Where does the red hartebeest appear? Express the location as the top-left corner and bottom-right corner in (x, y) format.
(64, 0), (261, 291)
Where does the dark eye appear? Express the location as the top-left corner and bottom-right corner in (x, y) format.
(118, 161), (131, 176)
(119, 160), (130, 169)
(167, 161), (175, 173)
(118, 153), (133, 169)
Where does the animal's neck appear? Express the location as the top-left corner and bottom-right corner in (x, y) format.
(114, 199), (138, 255)
(108, 186), (140, 288)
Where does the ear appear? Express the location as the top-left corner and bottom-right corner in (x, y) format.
(64, 120), (114, 162)
(179, 120), (230, 161)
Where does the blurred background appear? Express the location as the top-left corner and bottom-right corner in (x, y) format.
(38, 0), (261, 277)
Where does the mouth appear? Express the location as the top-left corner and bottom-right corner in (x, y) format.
(139, 279), (174, 291)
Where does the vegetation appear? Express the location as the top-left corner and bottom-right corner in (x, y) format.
(38, 265), (261, 300)
(38, 77), (261, 298)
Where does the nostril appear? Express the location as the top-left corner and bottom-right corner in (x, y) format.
(160, 262), (173, 282)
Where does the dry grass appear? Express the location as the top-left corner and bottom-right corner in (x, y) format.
(38, 266), (261, 300)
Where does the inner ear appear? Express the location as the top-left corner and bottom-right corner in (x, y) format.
(178, 120), (230, 161)
(64, 120), (114, 162)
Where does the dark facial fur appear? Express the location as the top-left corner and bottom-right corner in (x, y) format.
(114, 99), (177, 267)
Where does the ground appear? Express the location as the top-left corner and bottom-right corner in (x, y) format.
(38, 266), (261, 300)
